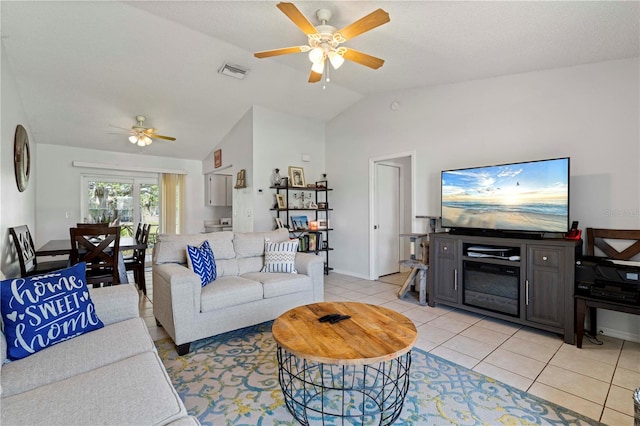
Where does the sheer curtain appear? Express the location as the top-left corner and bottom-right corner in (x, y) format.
(160, 173), (185, 234)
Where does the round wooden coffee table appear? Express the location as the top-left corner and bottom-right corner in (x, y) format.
(272, 301), (417, 425)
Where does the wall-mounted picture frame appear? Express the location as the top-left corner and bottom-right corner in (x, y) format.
(276, 194), (286, 209)
(235, 169), (246, 188)
(214, 149), (222, 168)
(288, 166), (305, 188)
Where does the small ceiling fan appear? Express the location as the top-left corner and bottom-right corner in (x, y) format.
(112, 115), (176, 147)
(254, 2), (390, 83)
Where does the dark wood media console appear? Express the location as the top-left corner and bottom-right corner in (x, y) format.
(428, 232), (580, 344)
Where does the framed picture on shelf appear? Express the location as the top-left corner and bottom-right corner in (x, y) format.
(274, 217), (284, 229)
(318, 219), (330, 229)
(290, 215), (309, 230)
(276, 194), (286, 209)
(288, 166), (305, 187)
(308, 233), (317, 251)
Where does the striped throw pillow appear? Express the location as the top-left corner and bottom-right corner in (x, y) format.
(186, 240), (217, 286)
(262, 238), (298, 273)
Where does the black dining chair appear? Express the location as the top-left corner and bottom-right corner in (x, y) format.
(124, 223), (150, 294)
(9, 225), (69, 277)
(69, 226), (121, 288)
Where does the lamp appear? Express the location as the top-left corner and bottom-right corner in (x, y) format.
(327, 51), (344, 69)
(311, 59), (325, 74)
(129, 133), (152, 147)
(308, 47), (324, 64)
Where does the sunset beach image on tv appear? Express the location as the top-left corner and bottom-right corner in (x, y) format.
(441, 158), (569, 233)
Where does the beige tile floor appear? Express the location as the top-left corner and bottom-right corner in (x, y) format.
(136, 270), (639, 425)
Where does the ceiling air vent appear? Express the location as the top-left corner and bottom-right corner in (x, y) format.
(219, 63), (249, 80)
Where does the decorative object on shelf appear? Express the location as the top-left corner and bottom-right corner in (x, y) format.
(318, 202), (328, 209)
(318, 219), (330, 229)
(276, 194), (286, 209)
(289, 166), (305, 187)
(272, 168), (283, 186)
(235, 169), (246, 188)
(214, 149), (222, 168)
(309, 200), (318, 209)
(13, 124), (31, 192)
(290, 215), (309, 231)
(309, 221), (319, 231)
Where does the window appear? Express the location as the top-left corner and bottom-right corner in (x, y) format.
(82, 176), (159, 243)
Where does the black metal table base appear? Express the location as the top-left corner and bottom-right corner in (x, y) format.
(277, 347), (412, 425)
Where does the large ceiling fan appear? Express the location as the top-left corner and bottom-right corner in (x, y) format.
(113, 115), (176, 147)
(254, 2), (390, 83)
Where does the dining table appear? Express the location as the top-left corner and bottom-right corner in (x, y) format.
(36, 237), (147, 284)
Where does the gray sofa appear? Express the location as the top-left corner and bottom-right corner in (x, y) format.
(1, 285), (198, 426)
(152, 229), (324, 355)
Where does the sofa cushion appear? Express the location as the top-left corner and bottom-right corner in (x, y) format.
(200, 276), (263, 311)
(1, 317), (154, 398)
(0, 262), (104, 360)
(242, 272), (312, 298)
(1, 351), (187, 426)
(261, 239), (298, 273)
(233, 229), (290, 259)
(215, 258), (239, 277)
(153, 231), (235, 264)
(186, 240), (217, 286)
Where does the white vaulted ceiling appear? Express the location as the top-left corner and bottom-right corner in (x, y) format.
(2, 1), (638, 160)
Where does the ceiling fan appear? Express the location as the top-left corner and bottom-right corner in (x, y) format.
(113, 115), (176, 147)
(254, 2), (390, 83)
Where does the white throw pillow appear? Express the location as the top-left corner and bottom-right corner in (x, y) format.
(262, 238), (298, 273)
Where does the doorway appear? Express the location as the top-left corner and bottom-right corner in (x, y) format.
(369, 152), (415, 280)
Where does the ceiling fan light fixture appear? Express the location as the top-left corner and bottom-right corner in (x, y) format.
(327, 51), (344, 69)
(308, 47), (324, 64)
(129, 135), (138, 144)
(311, 60), (325, 74)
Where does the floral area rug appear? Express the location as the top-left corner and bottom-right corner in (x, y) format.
(155, 321), (600, 425)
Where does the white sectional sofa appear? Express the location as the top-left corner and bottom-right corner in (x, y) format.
(1, 285), (198, 426)
(152, 229), (325, 355)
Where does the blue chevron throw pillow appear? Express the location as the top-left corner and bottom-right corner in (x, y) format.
(262, 238), (298, 273)
(186, 240), (217, 287)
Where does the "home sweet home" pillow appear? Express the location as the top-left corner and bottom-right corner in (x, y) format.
(0, 262), (104, 360)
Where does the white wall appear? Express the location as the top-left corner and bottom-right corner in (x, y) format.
(1, 46), (37, 278)
(203, 107), (254, 232)
(326, 58), (640, 340)
(252, 105), (326, 232)
(35, 144), (205, 246)
(203, 105), (326, 233)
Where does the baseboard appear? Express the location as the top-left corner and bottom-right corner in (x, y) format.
(329, 269), (371, 280)
(597, 326), (640, 344)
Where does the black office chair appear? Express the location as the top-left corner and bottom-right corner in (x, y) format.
(9, 225), (69, 277)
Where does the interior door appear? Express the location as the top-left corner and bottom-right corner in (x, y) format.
(375, 163), (400, 276)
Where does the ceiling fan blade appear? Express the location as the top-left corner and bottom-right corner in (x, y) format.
(342, 48), (385, 69)
(308, 70), (322, 83)
(336, 9), (390, 41)
(277, 2), (317, 35)
(109, 124), (132, 132)
(254, 46), (307, 58)
(143, 128), (156, 135)
(148, 134), (176, 141)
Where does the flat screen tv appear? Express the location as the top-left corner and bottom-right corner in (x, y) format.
(441, 157), (570, 236)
